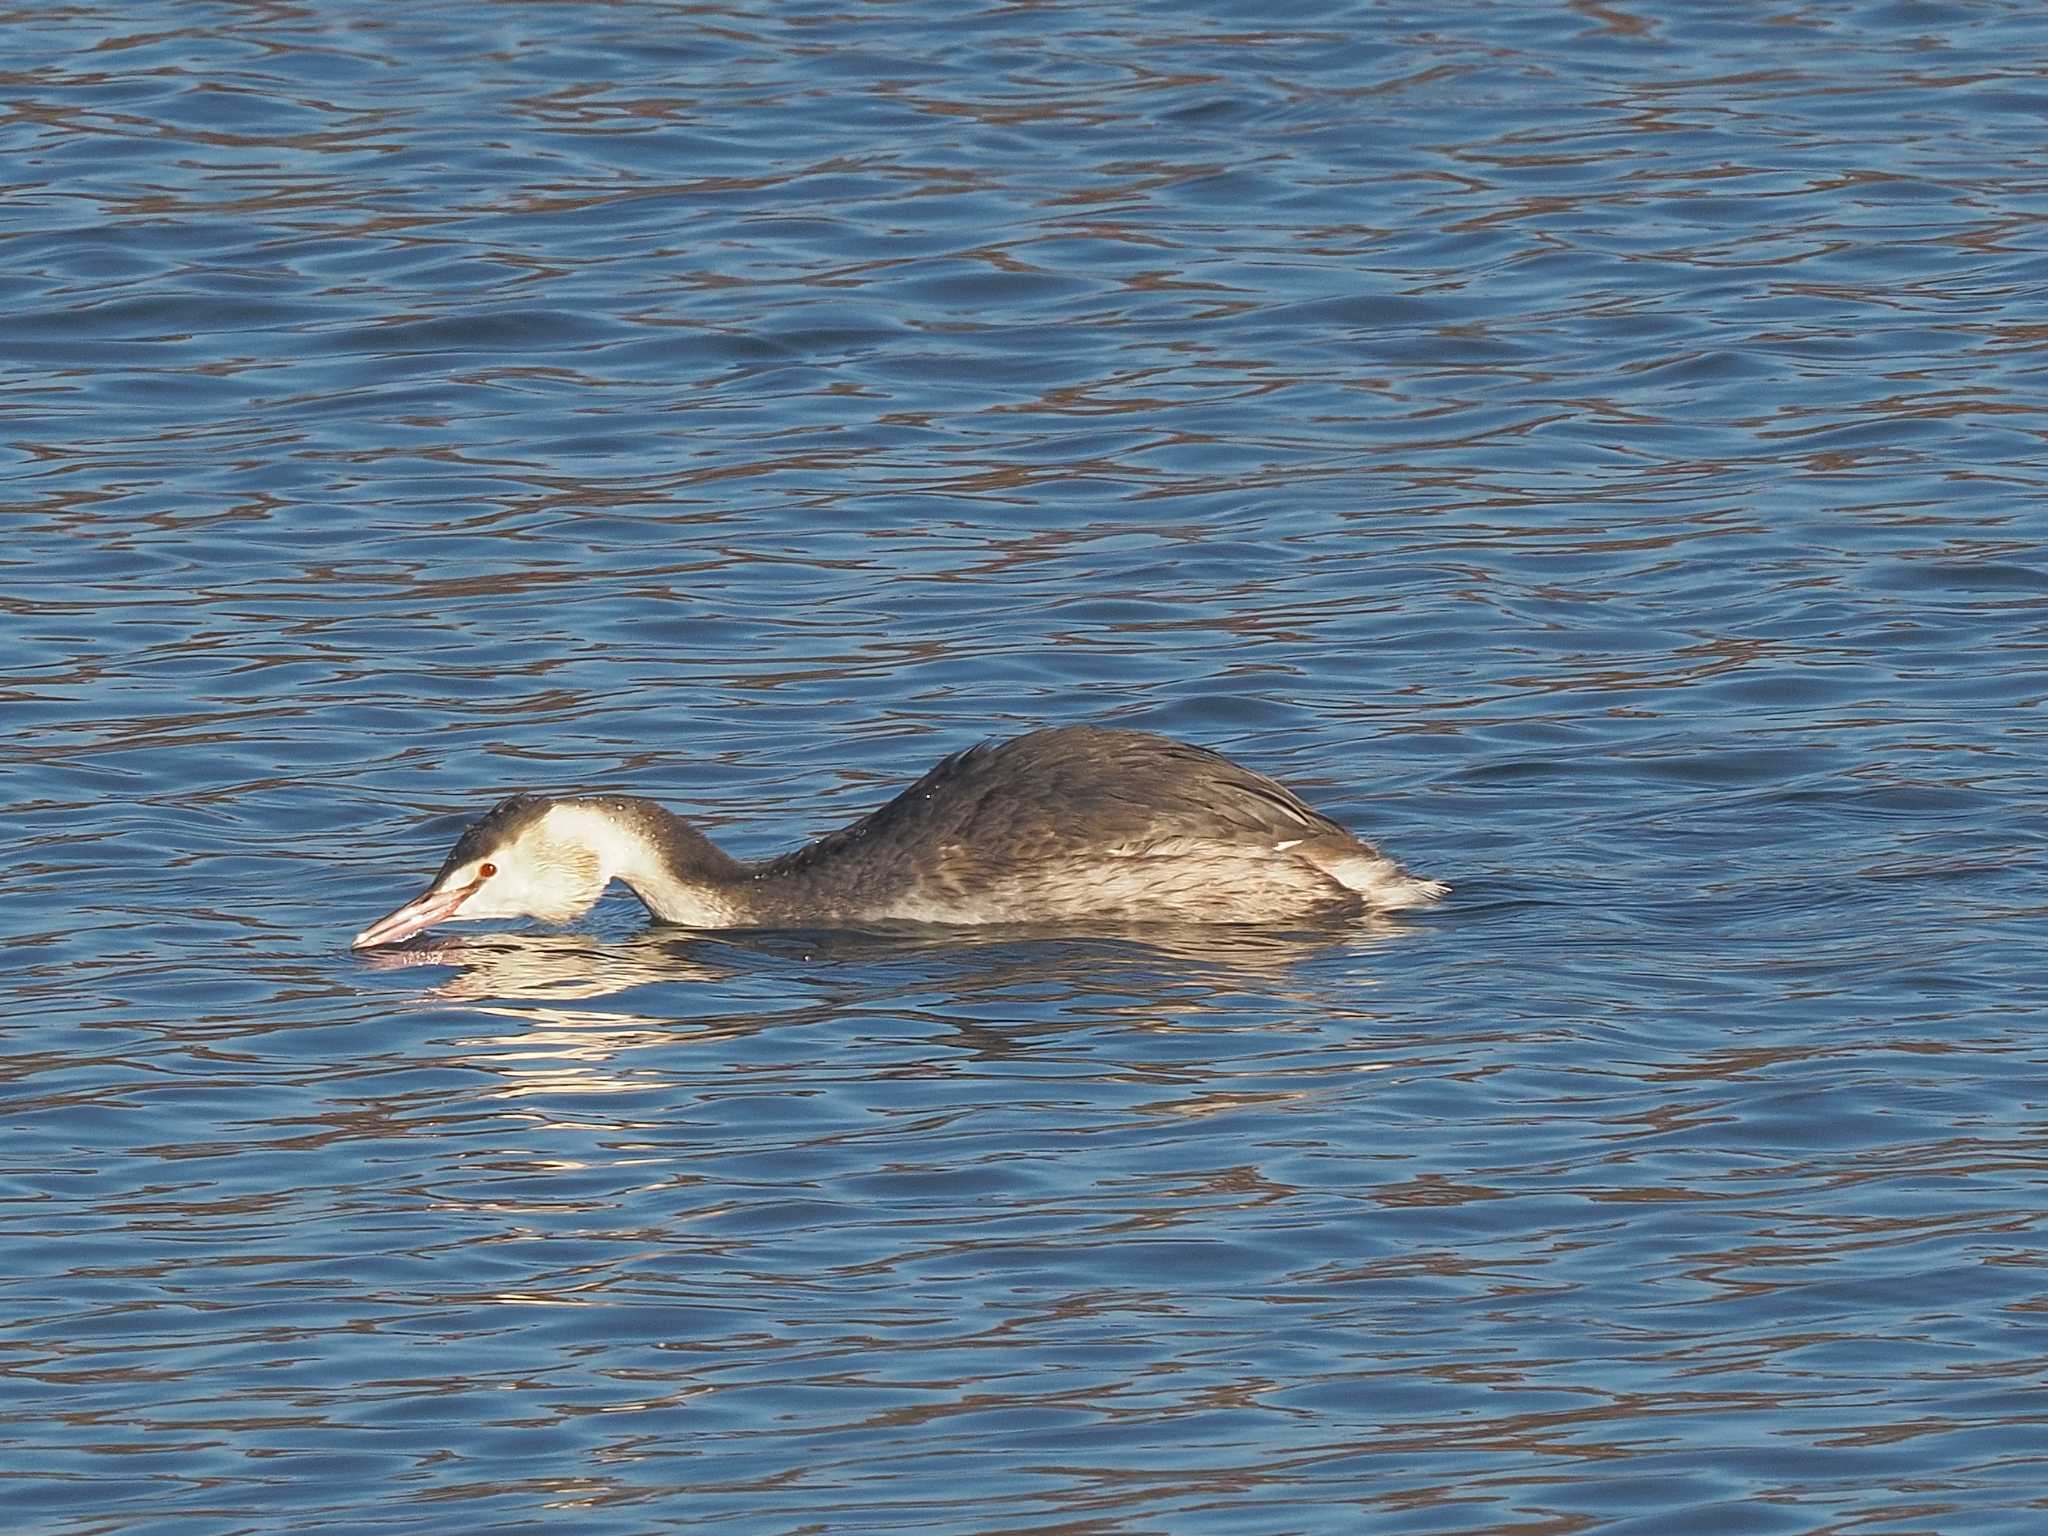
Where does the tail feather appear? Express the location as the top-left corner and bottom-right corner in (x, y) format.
(1298, 839), (1446, 912)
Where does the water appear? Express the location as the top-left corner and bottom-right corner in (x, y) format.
(7, 1), (2048, 1531)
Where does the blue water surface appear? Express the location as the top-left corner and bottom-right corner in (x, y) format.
(5, 2), (2047, 1533)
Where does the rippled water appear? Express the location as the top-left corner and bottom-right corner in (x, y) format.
(8, 2), (2048, 1532)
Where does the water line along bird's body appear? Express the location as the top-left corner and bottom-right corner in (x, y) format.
(351, 726), (1445, 948)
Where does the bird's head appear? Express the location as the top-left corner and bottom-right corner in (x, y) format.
(351, 794), (612, 949)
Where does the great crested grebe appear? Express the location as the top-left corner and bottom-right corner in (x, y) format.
(350, 725), (1445, 949)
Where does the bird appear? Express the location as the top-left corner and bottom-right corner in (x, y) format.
(349, 725), (1445, 949)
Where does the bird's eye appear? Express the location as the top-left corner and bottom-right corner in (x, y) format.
(479, 862), (497, 878)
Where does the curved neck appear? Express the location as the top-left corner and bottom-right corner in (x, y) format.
(553, 796), (752, 927)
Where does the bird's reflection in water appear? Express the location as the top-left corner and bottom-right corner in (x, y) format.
(356, 919), (1420, 1104)
(354, 916), (1417, 1006)
(352, 913), (1433, 1056)
(356, 927), (735, 1003)
(357, 929), (747, 1102)
(334, 923), (1416, 1499)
